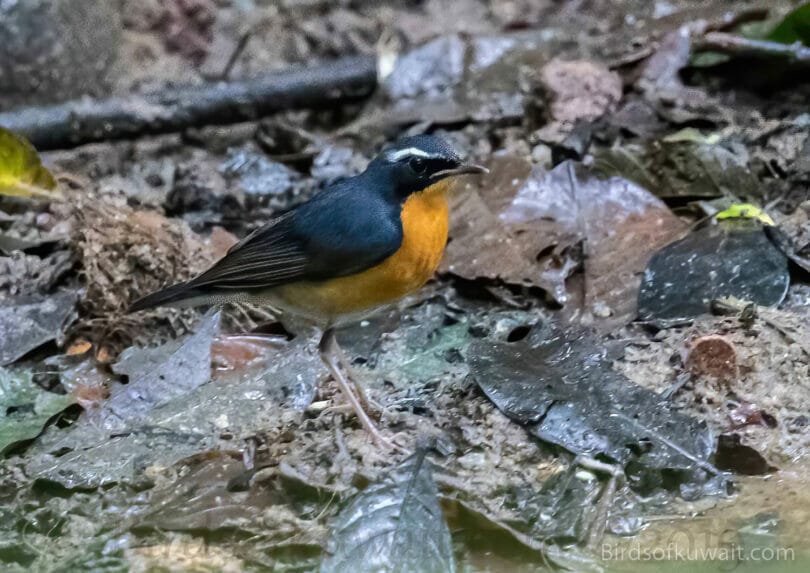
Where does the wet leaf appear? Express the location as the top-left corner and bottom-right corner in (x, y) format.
(321, 451), (454, 573)
(220, 148), (301, 196)
(439, 495), (602, 572)
(25, 317), (320, 488)
(0, 127), (57, 198)
(383, 36), (465, 100)
(0, 367), (74, 453)
(469, 325), (719, 494)
(445, 159), (684, 329)
(102, 310), (221, 431)
(638, 220), (790, 323)
(0, 291), (78, 366)
(767, 3), (810, 46)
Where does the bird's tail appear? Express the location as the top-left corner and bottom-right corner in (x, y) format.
(128, 282), (208, 313)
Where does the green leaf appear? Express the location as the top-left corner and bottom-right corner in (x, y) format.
(0, 126), (57, 198)
(662, 128), (722, 145)
(768, 3), (810, 46)
(0, 367), (74, 454)
(716, 203), (775, 226)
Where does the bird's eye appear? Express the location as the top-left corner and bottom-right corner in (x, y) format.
(408, 157), (427, 174)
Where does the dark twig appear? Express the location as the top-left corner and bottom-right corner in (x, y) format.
(0, 55), (377, 150)
(219, 30), (253, 81)
(696, 32), (810, 64)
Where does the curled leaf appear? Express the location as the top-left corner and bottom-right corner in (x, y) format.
(0, 126), (57, 198)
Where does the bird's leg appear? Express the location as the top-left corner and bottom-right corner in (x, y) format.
(319, 328), (401, 450)
(330, 337), (384, 416)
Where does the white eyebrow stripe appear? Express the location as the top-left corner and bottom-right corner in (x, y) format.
(385, 147), (439, 162)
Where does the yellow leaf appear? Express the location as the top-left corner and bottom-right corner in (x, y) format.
(0, 127), (57, 198)
(716, 203), (775, 226)
(662, 128), (722, 145)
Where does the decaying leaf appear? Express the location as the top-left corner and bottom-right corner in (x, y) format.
(0, 367), (74, 453)
(594, 139), (759, 200)
(469, 324), (720, 495)
(638, 220), (790, 323)
(0, 291), (78, 365)
(444, 159), (684, 329)
(26, 313), (320, 489)
(321, 451), (455, 573)
(101, 310), (221, 430)
(0, 126), (57, 198)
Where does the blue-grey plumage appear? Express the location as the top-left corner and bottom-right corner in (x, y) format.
(129, 134), (484, 324)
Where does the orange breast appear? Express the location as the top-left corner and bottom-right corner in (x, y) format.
(272, 181), (450, 324)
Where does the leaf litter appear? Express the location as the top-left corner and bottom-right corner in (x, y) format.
(444, 159), (685, 329)
(3, 0), (810, 571)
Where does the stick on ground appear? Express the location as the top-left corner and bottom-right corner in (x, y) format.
(697, 32), (810, 64)
(0, 55), (378, 150)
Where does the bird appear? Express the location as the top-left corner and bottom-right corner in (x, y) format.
(130, 134), (488, 448)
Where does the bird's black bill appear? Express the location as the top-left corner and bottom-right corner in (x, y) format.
(431, 164), (489, 179)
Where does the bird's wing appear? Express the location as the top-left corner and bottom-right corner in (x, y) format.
(185, 184), (403, 291)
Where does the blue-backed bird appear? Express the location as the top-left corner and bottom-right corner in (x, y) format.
(130, 135), (487, 447)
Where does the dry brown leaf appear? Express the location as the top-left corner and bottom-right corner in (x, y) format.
(443, 158), (686, 330)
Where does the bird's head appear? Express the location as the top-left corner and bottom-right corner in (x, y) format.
(367, 135), (488, 198)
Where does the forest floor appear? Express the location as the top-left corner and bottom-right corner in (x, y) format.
(1, 1), (810, 571)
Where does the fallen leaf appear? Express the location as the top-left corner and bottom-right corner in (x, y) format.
(0, 291), (78, 365)
(728, 402), (777, 430)
(638, 220), (790, 323)
(469, 325), (720, 495)
(25, 315), (320, 488)
(104, 310), (221, 431)
(0, 126), (57, 198)
(442, 154), (568, 297)
(0, 367), (74, 453)
(766, 203), (810, 273)
(321, 451), (455, 573)
(211, 334), (287, 373)
(445, 159), (685, 329)
(594, 139), (759, 200)
(716, 203), (775, 226)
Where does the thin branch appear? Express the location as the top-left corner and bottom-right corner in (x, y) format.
(697, 32), (810, 64)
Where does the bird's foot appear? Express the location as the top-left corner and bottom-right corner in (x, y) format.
(319, 328), (407, 453)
